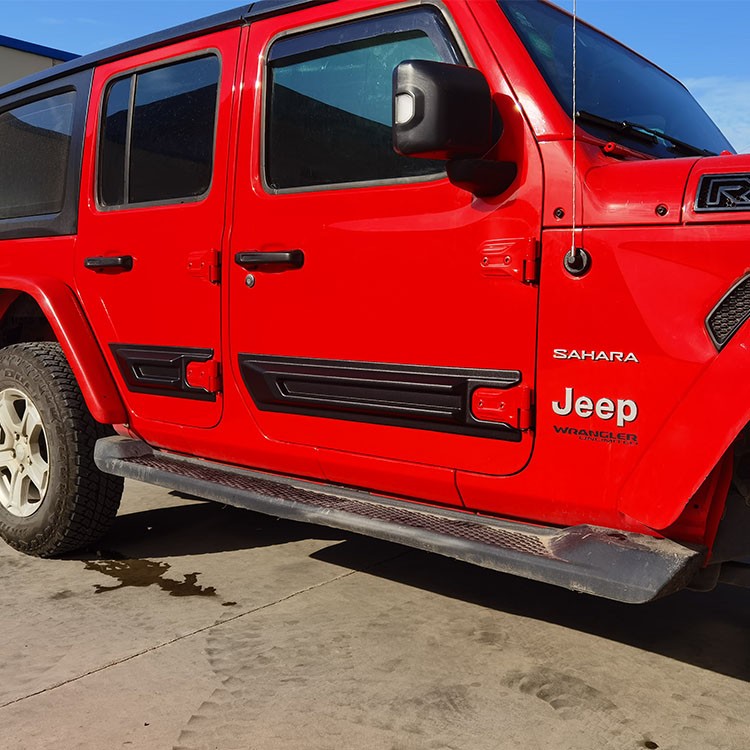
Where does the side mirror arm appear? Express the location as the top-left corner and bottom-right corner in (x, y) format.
(447, 160), (517, 198)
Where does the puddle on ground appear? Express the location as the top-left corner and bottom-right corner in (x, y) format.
(84, 557), (217, 598)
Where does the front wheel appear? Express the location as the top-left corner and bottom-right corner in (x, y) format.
(0, 342), (123, 556)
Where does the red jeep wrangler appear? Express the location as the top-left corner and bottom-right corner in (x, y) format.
(0, 0), (747, 603)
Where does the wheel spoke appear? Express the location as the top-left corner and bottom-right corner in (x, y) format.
(0, 472), (11, 511)
(0, 386), (49, 518)
(26, 458), (48, 497)
(8, 468), (26, 515)
(0, 392), (22, 437)
(21, 401), (43, 441)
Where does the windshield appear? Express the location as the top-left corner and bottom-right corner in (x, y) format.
(498, 0), (734, 158)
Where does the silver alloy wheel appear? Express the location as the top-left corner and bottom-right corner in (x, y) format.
(0, 387), (49, 517)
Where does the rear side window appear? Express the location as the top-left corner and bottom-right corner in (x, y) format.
(98, 54), (220, 207)
(265, 8), (462, 191)
(0, 91), (76, 220)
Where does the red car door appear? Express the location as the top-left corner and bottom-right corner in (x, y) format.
(75, 29), (240, 430)
(228, 0), (542, 486)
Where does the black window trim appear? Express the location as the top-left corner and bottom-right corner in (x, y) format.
(260, 0), (471, 196)
(0, 69), (92, 240)
(95, 48), (223, 212)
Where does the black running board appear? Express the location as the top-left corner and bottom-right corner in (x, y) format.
(95, 437), (705, 604)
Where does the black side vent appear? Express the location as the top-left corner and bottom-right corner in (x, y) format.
(707, 275), (750, 349)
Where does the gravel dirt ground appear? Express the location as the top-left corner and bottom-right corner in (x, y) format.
(0, 479), (748, 750)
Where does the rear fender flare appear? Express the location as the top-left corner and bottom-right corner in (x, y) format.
(0, 275), (127, 425)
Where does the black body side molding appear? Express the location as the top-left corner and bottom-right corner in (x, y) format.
(239, 354), (523, 440)
(111, 344), (215, 400)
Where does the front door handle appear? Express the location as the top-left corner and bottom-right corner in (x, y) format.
(84, 255), (134, 271)
(235, 250), (304, 272)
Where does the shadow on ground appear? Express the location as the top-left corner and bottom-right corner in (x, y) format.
(75, 495), (750, 683)
(81, 495), (348, 559)
(314, 539), (750, 684)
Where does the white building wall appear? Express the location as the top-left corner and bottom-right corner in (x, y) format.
(0, 46), (64, 88)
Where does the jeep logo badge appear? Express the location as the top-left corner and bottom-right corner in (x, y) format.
(552, 387), (638, 428)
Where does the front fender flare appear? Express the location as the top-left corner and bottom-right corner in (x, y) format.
(619, 327), (750, 529)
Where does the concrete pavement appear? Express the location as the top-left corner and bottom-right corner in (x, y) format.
(0, 480), (748, 749)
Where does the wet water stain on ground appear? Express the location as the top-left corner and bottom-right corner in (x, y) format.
(84, 557), (217, 598)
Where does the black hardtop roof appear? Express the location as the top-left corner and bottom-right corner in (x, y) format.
(0, 0), (332, 99)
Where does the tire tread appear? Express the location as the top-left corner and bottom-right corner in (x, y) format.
(0, 342), (123, 556)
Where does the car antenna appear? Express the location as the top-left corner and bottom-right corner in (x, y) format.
(564, 0), (591, 276)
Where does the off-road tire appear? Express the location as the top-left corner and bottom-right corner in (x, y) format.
(0, 342), (123, 556)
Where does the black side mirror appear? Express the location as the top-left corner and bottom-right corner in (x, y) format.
(393, 60), (494, 159)
(393, 60), (517, 197)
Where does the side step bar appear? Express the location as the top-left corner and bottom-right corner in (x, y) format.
(95, 437), (705, 604)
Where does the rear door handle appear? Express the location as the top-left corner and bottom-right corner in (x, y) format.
(84, 255), (133, 271)
(234, 250), (304, 272)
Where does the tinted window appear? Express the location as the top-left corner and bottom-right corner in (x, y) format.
(266, 10), (460, 190)
(99, 77), (131, 206)
(499, 0), (733, 157)
(0, 91), (75, 220)
(98, 55), (220, 207)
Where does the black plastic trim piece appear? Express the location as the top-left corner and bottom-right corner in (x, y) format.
(718, 562), (750, 589)
(111, 344), (216, 401)
(267, 6), (462, 65)
(705, 274), (750, 350)
(239, 354), (523, 440)
(695, 173), (750, 213)
(393, 60), (493, 160)
(0, 68), (93, 240)
(245, 0), (334, 23)
(94, 436), (706, 604)
(84, 255), (134, 271)
(235, 250), (304, 270)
